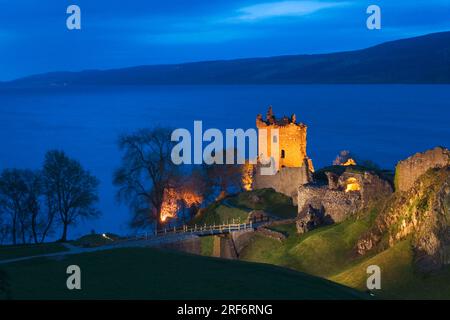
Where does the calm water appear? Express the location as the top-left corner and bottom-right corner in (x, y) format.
(0, 85), (449, 238)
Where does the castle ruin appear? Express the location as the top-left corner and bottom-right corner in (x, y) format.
(253, 106), (314, 203)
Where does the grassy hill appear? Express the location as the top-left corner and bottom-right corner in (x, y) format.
(190, 188), (297, 225)
(239, 210), (450, 299)
(0, 246), (367, 300)
(0, 243), (68, 261)
(240, 213), (376, 277)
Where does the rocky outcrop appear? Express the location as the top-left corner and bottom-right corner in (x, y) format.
(296, 169), (392, 233)
(296, 204), (334, 234)
(395, 146), (450, 192)
(356, 166), (450, 272)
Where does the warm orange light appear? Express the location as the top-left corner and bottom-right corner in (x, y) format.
(345, 177), (360, 192)
(160, 188), (202, 222)
(342, 158), (357, 166)
(242, 163), (254, 191)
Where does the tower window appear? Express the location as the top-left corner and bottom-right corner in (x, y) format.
(281, 150), (285, 158)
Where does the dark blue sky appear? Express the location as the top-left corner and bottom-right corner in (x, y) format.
(0, 0), (449, 80)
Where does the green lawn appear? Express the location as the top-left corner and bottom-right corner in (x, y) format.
(199, 236), (214, 256)
(229, 189), (298, 219)
(0, 247), (368, 300)
(0, 243), (68, 261)
(240, 216), (374, 278)
(191, 188), (298, 226)
(191, 203), (249, 225)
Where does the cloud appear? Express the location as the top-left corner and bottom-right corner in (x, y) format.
(232, 1), (347, 21)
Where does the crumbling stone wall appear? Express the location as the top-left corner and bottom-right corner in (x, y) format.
(253, 163), (311, 204)
(297, 185), (361, 225)
(296, 171), (392, 233)
(395, 146), (450, 192)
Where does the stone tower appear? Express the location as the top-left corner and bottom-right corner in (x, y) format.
(256, 106), (311, 169)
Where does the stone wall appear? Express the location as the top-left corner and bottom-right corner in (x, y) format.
(256, 227), (287, 241)
(161, 237), (201, 255)
(297, 185), (361, 224)
(296, 171), (393, 233)
(395, 146), (450, 192)
(253, 163), (311, 204)
(213, 235), (238, 259)
(230, 230), (255, 256)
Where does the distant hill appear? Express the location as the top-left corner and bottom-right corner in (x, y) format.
(4, 31), (450, 87)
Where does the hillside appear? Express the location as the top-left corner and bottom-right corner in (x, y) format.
(0, 246), (366, 300)
(3, 31), (450, 87)
(190, 188), (297, 225)
(240, 219), (450, 299)
(237, 166), (450, 299)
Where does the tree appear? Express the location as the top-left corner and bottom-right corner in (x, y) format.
(0, 169), (29, 244)
(114, 127), (180, 229)
(202, 149), (246, 199)
(22, 170), (56, 244)
(43, 150), (100, 242)
(0, 216), (10, 245)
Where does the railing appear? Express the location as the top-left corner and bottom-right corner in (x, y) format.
(123, 216), (271, 240)
(156, 221), (252, 236)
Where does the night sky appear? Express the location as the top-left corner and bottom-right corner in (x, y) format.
(0, 0), (449, 80)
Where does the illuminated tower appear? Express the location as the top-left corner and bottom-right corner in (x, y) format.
(256, 106), (310, 169)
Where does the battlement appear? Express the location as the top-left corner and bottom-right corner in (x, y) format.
(256, 106), (309, 169)
(256, 106), (306, 129)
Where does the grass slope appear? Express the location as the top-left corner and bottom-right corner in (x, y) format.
(0, 243), (68, 261)
(0, 247), (367, 300)
(240, 212), (450, 299)
(332, 239), (450, 299)
(191, 189), (297, 225)
(240, 212), (376, 278)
